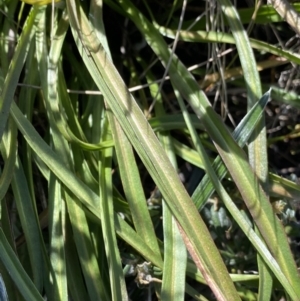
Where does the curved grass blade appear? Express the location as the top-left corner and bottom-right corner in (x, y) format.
(35, 8), (69, 300)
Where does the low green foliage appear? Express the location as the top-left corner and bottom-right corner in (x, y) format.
(0, 1), (300, 300)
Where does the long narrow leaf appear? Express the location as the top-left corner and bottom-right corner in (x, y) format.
(217, 2), (271, 301)
(0, 229), (44, 301)
(0, 6), (43, 141)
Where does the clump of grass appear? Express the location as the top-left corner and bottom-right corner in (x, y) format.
(0, 1), (300, 300)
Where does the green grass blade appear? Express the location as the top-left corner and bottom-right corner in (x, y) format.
(217, 2), (271, 299)
(110, 118), (161, 256)
(154, 84), (186, 300)
(0, 0), (19, 75)
(0, 117), (17, 201)
(203, 108), (300, 297)
(192, 91), (270, 209)
(48, 176), (68, 301)
(99, 147), (129, 300)
(65, 191), (110, 300)
(35, 8), (69, 299)
(0, 6), (42, 141)
(11, 157), (43, 292)
(158, 28), (300, 65)
(65, 219), (90, 301)
(0, 229), (44, 301)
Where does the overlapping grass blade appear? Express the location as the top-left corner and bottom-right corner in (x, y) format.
(217, 2), (272, 300)
(91, 1), (161, 258)
(192, 91), (269, 209)
(2, 1), (299, 300)
(65, 0), (241, 299)
(114, 0), (300, 298)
